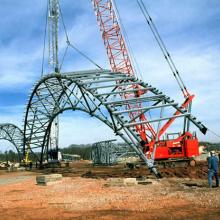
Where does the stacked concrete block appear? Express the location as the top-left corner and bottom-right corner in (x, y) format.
(106, 178), (138, 187)
(36, 174), (62, 185)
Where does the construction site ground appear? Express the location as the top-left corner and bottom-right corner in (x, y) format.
(0, 161), (220, 220)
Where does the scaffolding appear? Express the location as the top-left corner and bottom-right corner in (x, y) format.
(91, 139), (137, 165)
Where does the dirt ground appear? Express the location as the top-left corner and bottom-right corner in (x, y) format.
(0, 161), (220, 220)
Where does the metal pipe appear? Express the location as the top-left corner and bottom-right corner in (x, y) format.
(124, 113), (191, 127)
(112, 103), (177, 115)
(88, 81), (143, 90)
(103, 95), (164, 105)
(79, 76), (135, 85)
(95, 88), (150, 97)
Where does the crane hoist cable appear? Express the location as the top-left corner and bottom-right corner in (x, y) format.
(207, 129), (220, 139)
(137, 0), (190, 98)
(58, 2), (102, 70)
(112, 0), (144, 81)
(138, 0), (220, 140)
(41, 1), (102, 75)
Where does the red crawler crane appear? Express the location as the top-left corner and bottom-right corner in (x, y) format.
(91, 0), (205, 164)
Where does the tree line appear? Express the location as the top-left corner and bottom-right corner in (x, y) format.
(0, 142), (219, 162)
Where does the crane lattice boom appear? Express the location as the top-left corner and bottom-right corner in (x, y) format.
(92, 0), (134, 75)
(48, 0), (59, 73)
(48, 0), (60, 152)
(92, 0), (157, 142)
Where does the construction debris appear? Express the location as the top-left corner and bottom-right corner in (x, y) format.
(105, 177), (156, 187)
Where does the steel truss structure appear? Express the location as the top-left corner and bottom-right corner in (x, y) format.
(0, 123), (23, 161)
(91, 139), (136, 165)
(23, 69), (206, 174)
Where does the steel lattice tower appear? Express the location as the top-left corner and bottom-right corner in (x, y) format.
(48, 0), (59, 155)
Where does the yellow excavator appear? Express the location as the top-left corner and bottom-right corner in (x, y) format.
(21, 146), (32, 167)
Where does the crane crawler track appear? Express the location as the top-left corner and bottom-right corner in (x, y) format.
(23, 69), (206, 174)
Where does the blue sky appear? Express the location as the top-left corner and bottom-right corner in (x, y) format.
(0, 0), (220, 152)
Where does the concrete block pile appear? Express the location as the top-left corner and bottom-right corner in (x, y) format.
(36, 174), (62, 185)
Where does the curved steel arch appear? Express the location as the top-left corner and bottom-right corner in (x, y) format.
(23, 69), (206, 174)
(0, 123), (23, 161)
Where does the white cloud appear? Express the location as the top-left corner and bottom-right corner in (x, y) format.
(59, 114), (120, 148)
(0, 105), (24, 127)
(0, 0), (219, 149)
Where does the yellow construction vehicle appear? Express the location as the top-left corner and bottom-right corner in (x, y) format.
(20, 146), (32, 167)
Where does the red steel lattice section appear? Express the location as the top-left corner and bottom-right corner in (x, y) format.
(92, 0), (156, 141)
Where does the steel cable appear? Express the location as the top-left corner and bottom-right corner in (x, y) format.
(207, 128), (220, 139)
(41, 0), (49, 77)
(58, 2), (102, 70)
(137, 0), (190, 97)
(112, 0), (144, 81)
